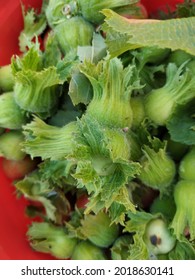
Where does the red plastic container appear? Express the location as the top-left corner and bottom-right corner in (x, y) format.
(0, 0), (187, 260)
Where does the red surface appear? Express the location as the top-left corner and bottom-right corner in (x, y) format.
(0, 0), (188, 260)
(0, 0), (42, 66)
(0, 0), (56, 260)
(0, 158), (55, 260)
(141, 0), (184, 15)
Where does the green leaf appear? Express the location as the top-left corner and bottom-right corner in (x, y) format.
(102, 9), (195, 57)
(168, 239), (195, 260)
(15, 172), (56, 221)
(127, 232), (150, 260)
(132, 46), (170, 70)
(108, 185), (136, 225)
(124, 211), (154, 260)
(19, 5), (47, 52)
(39, 159), (77, 187)
(111, 234), (133, 260)
(109, 203), (127, 225)
(100, 166), (133, 202)
(48, 109), (81, 127)
(35, 197), (56, 221)
(77, 33), (107, 63)
(15, 171), (53, 196)
(66, 209), (87, 240)
(126, 211), (154, 233)
(74, 160), (100, 193)
(176, 0), (195, 18)
(77, 115), (108, 156)
(102, 25), (135, 57)
(69, 71), (93, 106)
(11, 46), (41, 73)
(56, 55), (79, 81)
(167, 100), (195, 145)
(104, 128), (131, 162)
(42, 32), (61, 67)
(100, 162), (140, 202)
(74, 160), (140, 223)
